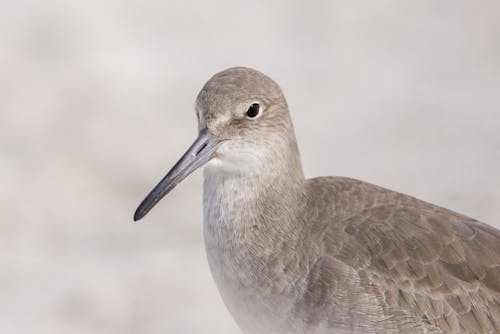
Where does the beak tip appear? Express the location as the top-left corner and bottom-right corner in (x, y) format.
(133, 208), (145, 222)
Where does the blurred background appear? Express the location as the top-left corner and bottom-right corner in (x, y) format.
(1, 0), (499, 333)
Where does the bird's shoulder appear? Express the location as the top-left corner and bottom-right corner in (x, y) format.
(302, 176), (500, 333)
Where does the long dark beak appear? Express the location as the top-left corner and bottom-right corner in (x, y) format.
(134, 129), (223, 221)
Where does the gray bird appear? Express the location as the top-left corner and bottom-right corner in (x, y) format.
(134, 67), (500, 334)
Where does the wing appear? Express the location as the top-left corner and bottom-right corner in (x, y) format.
(330, 202), (500, 333)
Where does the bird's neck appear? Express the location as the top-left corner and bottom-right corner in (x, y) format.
(200, 132), (313, 331)
(202, 133), (305, 233)
(203, 142), (304, 245)
(202, 162), (305, 241)
(202, 164), (307, 331)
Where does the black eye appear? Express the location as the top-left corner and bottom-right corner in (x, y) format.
(246, 103), (260, 119)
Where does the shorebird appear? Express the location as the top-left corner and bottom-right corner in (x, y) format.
(134, 67), (500, 334)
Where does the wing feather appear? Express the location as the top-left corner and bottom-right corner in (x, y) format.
(333, 204), (500, 333)
(308, 177), (500, 333)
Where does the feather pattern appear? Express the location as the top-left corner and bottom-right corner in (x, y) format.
(300, 177), (500, 333)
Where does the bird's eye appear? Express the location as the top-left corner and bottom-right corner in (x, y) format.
(246, 103), (261, 119)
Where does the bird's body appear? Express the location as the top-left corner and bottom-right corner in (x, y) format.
(204, 173), (500, 333)
(135, 67), (500, 333)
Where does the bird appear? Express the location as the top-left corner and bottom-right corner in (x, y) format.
(134, 67), (500, 334)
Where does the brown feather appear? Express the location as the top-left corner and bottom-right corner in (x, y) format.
(305, 176), (500, 333)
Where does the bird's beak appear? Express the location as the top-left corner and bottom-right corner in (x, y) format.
(134, 128), (223, 221)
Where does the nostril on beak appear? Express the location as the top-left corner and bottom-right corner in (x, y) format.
(195, 143), (208, 156)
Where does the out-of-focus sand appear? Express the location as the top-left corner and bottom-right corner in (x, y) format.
(1, 1), (499, 333)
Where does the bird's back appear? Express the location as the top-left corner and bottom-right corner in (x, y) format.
(301, 176), (500, 333)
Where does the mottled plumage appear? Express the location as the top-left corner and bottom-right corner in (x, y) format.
(135, 67), (500, 333)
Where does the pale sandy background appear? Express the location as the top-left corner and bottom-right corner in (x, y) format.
(1, 0), (499, 333)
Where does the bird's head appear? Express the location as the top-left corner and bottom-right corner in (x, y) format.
(195, 67), (295, 173)
(134, 67), (301, 221)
